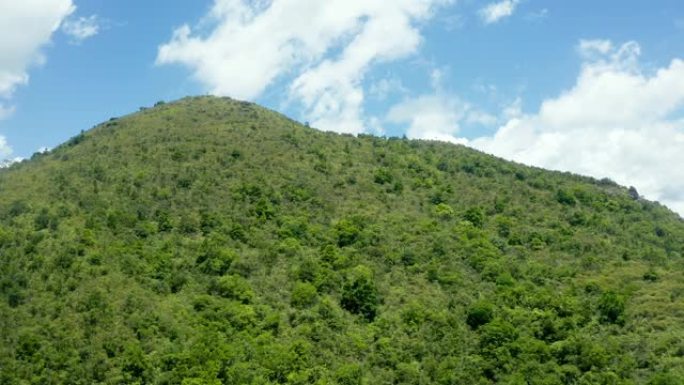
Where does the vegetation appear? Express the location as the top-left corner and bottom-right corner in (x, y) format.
(1, 96), (683, 384)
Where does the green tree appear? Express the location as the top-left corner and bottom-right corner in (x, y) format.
(341, 265), (379, 321)
(598, 291), (625, 325)
(291, 282), (318, 308)
(464, 207), (485, 228)
(467, 301), (495, 330)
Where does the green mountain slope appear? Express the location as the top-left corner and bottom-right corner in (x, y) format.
(1, 96), (683, 384)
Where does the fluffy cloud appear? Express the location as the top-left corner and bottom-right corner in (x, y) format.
(387, 94), (495, 144)
(369, 77), (407, 100)
(577, 39), (614, 57)
(0, 136), (13, 160)
(387, 95), (468, 144)
(61, 15), (99, 44)
(0, 0), (75, 159)
(472, 40), (684, 216)
(385, 65), (496, 144)
(0, 0), (74, 100)
(157, 0), (452, 133)
(479, 0), (519, 24)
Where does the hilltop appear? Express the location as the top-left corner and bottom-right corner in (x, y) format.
(1, 96), (683, 384)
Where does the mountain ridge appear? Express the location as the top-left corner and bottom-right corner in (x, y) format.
(1, 95), (683, 384)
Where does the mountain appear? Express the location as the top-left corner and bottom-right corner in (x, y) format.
(1, 96), (683, 385)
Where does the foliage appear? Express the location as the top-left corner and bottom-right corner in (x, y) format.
(467, 301), (495, 329)
(598, 291), (625, 325)
(0, 96), (682, 384)
(340, 265), (378, 321)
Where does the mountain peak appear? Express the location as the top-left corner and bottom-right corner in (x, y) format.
(1, 97), (683, 384)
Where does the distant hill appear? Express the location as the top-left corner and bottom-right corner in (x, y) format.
(1, 96), (683, 384)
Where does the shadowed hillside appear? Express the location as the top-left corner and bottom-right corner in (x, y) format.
(1, 96), (683, 384)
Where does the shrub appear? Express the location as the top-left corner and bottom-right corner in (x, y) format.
(211, 275), (254, 303)
(335, 363), (363, 385)
(373, 168), (393, 185)
(434, 203), (455, 220)
(466, 301), (495, 329)
(291, 282), (317, 308)
(598, 291), (625, 325)
(556, 189), (576, 206)
(197, 247), (235, 275)
(341, 266), (378, 321)
(478, 319), (519, 348)
(335, 219), (361, 247)
(464, 207), (485, 228)
(647, 373), (684, 385)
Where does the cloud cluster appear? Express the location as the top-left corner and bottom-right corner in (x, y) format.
(157, 3), (683, 216)
(0, 136), (12, 159)
(157, 0), (453, 133)
(0, 0), (76, 157)
(387, 93), (496, 144)
(472, 40), (684, 215)
(0, 1), (74, 102)
(479, 0), (519, 24)
(387, 95), (468, 144)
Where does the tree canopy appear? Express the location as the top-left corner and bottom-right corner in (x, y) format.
(1, 96), (683, 384)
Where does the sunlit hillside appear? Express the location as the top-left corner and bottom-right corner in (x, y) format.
(1, 96), (683, 385)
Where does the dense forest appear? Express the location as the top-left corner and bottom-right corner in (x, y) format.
(1, 96), (683, 384)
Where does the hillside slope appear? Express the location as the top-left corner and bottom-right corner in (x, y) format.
(1, 96), (683, 384)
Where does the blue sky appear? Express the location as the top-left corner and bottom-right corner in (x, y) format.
(1, 0), (684, 215)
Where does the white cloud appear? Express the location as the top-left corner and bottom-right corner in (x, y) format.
(577, 39), (614, 57)
(0, 136), (14, 160)
(387, 94), (495, 144)
(502, 97), (522, 119)
(0, 0), (74, 99)
(430, 68), (445, 90)
(367, 116), (385, 135)
(387, 95), (464, 143)
(440, 13), (465, 31)
(472, 40), (684, 216)
(0, 0), (75, 159)
(479, 0), (519, 24)
(465, 109), (498, 126)
(369, 77), (407, 100)
(526, 8), (548, 21)
(157, 0), (453, 133)
(61, 15), (99, 44)
(384, 65), (496, 144)
(0, 157), (24, 168)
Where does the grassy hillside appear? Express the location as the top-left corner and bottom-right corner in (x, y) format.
(1, 96), (683, 385)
